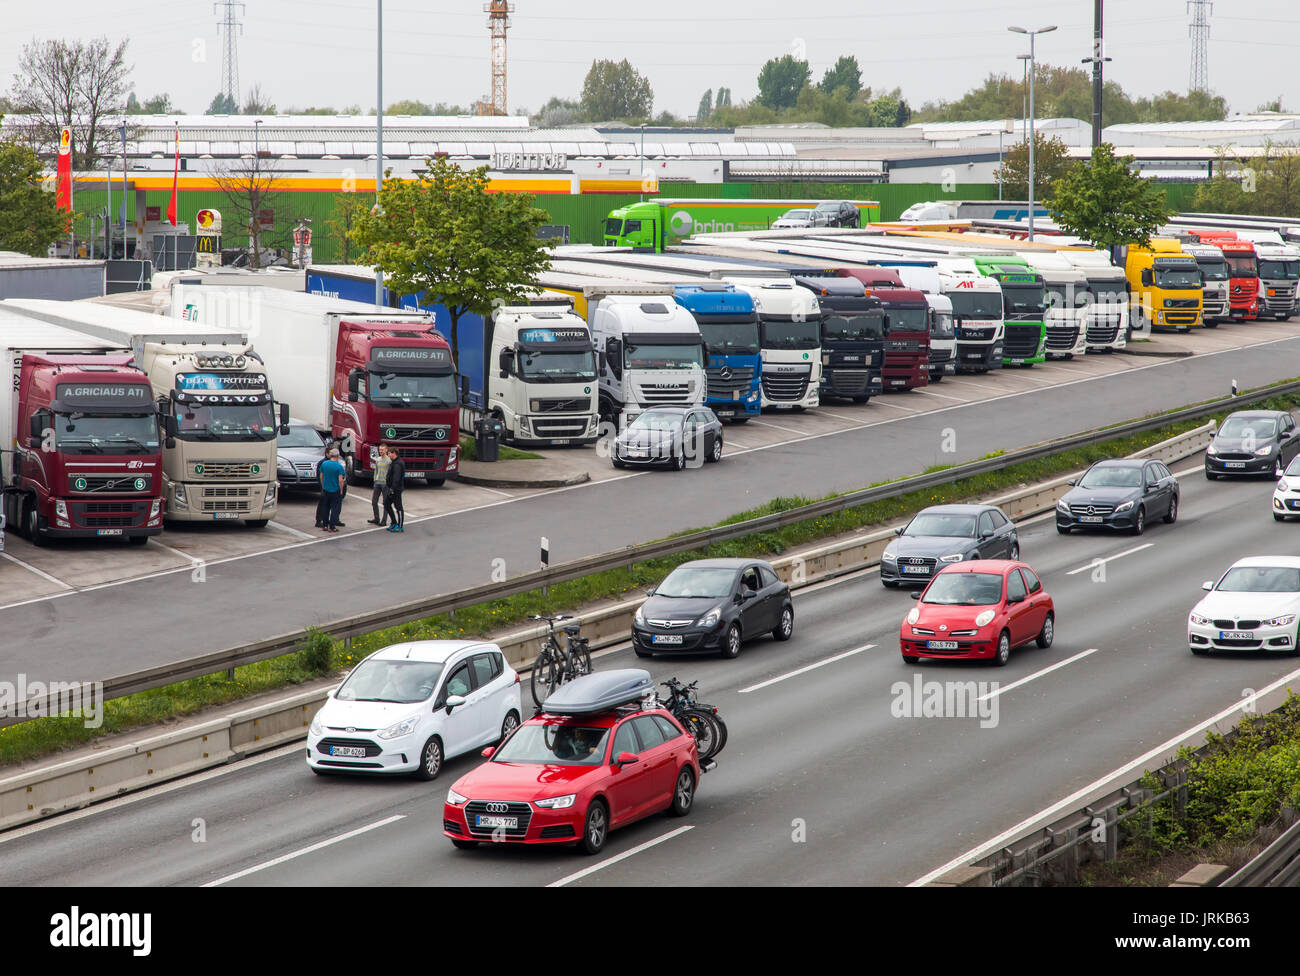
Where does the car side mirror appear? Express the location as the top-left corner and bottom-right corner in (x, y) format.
(1008, 593), (1024, 604)
(1066, 479), (1077, 486)
(980, 529), (993, 539)
(29, 414), (43, 439)
(895, 526), (905, 536)
(1201, 581), (1214, 591)
(615, 751), (638, 767)
(445, 693), (467, 714)
(909, 591), (922, 600)
(645, 587), (656, 597)
(481, 746), (496, 759)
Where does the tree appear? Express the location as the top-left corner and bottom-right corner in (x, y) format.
(757, 55), (810, 110)
(385, 99), (434, 114)
(867, 89), (911, 127)
(715, 87), (731, 109)
(580, 59), (652, 121)
(1192, 147), (1251, 213)
(1253, 142), (1300, 216)
(242, 83), (275, 115)
(206, 92), (237, 114)
(1050, 143), (1173, 248)
(532, 95), (582, 127)
(697, 89), (713, 123)
(212, 153), (283, 269)
(350, 156), (553, 374)
(818, 56), (862, 99)
(0, 139), (68, 254)
(10, 37), (132, 167)
(994, 132), (1076, 203)
(323, 192), (369, 264)
(127, 92), (174, 114)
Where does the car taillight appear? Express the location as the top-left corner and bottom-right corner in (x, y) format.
(514, 673), (521, 684)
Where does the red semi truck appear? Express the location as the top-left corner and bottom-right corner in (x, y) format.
(837, 268), (930, 390)
(1, 310), (164, 545)
(1186, 231), (1260, 320)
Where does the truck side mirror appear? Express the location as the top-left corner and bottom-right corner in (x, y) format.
(279, 402), (290, 435)
(29, 414), (43, 440)
(460, 375), (470, 405)
(1141, 269), (1153, 286)
(347, 369), (360, 403)
(498, 348), (512, 379)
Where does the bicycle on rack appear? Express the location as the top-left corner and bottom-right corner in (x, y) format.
(529, 614), (593, 708)
(657, 678), (727, 763)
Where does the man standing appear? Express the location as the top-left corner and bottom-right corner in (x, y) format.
(385, 445), (406, 533)
(368, 441), (392, 526)
(320, 446), (347, 532)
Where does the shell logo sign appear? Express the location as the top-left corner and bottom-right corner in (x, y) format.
(58, 127), (72, 155)
(196, 209), (222, 233)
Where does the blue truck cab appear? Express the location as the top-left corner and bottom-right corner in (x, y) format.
(671, 283), (762, 423)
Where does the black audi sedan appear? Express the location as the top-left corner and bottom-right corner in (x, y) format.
(611, 405), (723, 470)
(632, 558), (793, 659)
(879, 504), (1019, 587)
(1204, 410), (1300, 479)
(1056, 458), (1179, 535)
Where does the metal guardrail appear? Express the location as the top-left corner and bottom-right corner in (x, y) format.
(6, 379), (1299, 726)
(1221, 817), (1300, 887)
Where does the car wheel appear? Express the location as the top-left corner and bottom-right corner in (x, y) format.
(1205, 469), (1217, 481)
(667, 767), (695, 817)
(426, 478), (446, 488)
(612, 458), (625, 469)
(1132, 507), (1145, 535)
(578, 800), (609, 855)
(1056, 525), (1070, 535)
(991, 631), (1011, 667)
(1036, 612), (1055, 649)
(451, 839), (479, 850)
(720, 623), (742, 659)
(500, 710), (520, 744)
(707, 435), (723, 463)
(26, 503), (46, 547)
(1009, 541), (1020, 560)
(1191, 646), (1209, 656)
(1164, 495), (1178, 524)
(772, 604), (794, 641)
(414, 736), (443, 781)
(902, 654), (920, 664)
(673, 451), (686, 472)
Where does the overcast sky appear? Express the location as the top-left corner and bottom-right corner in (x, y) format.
(4, 1), (1298, 120)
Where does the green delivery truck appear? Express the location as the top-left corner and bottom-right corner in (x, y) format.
(970, 255), (1047, 367)
(604, 199), (880, 252)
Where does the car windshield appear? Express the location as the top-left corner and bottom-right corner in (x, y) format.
(367, 371), (457, 408)
(53, 413), (160, 454)
(1287, 455), (1300, 477)
(518, 348), (597, 383)
(905, 513), (976, 538)
(1225, 255), (1258, 277)
(629, 412), (683, 433)
(1216, 567), (1300, 593)
(699, 322), (760, 355)
(782, 210), (812, 220)
(923, 572), (1004, 606)
(887, 308), (928, 332)
(947, 291), (1003, 319)
(493, 723), (610, 766)
(823, 313), (885, 341)
(656, 565), (737, 598)
(279, 426), (325, 449)
(335, 658), (445, 704)
(1000, 284), (1045, 315)
(931, 311), (955, 338)
(1218, 417), (1277, 440)
(1078, 466), (1142, 489)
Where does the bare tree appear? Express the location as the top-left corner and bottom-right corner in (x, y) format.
(10, 37), (131, 167)
(242, 83), (276, 115)
(212, 153), (283, 269)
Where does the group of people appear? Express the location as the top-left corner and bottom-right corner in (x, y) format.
(314, 442), (406, 533)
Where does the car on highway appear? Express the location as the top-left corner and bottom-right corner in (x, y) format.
(1272, 455), (1300, 521)
(307, 640), (522, 780)
(1205, 410), (1300, 479)
(276, 419), (328, 491)
(633, 558), (793, 658)
(611, 405), (724, 470)
(1188, 556), (1300, 655)
(899, 560), (1054, 666)
(771, 208), (815, 229)
(443, 670), (700, 855)
(1055, 458), (1179, 535)
(880, 504), (1019, 587)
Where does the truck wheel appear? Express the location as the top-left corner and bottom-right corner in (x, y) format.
(246, 519), (269, 529)
(344, 454), (369, 487)
(730, 416), (749, 426)
(852, 394), (871, 404)
(426, 477), (446, 487)
(128, 535), (149, 546)
(25, 503), (46, 547)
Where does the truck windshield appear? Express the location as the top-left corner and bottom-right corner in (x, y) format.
(822, 314), (885, 341)
(931, 312), (955, 338)
(1224, 255), (1258, 277)
(1083, 280), (1127, 305)
(1000, 284), (1045, 315)
(760, 319), (821, 350)
(175, 402), (276, 440)
(1196, 260), (1229, 281)
(1258, 259), (1300, 279)
(947, 292), (1003, 319)
(699, 322), (760, 355)
(886, 308), (927, 333)
(55, 413), (160, 454)
(1154, 268), (1202, 289)
(604, 218), (623, 237)
(518, 349), (597, 383)
(368, 372), (457, 407)
(625, 343), (704, 370)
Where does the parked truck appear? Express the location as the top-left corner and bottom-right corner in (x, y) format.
(969, 257), (1047, 366)
(8, 298), (286, 527)
(1176, 243), (1230, 325)
(603, 198), (880, 251)
(672, 283), (762, 423)
(860, 260), (956, 382)
(712, 274), (822, 411)
(1251, 241), (1300, 320)
(792, 276), (884, 403)
(836, 268), (930, 390)
(1052, 249), (1129, 350)
(1123, 239), (1203, 333)
(0, 308), (164, 545)
(935, 260), (1006, 372)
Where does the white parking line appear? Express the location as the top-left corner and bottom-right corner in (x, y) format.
(1065, 543), (1154, 576)
(912, 388), (967, 403)
(868, 399), (921, 412)
(547, 825), (694, 887)
(201, 814), (406, 887)
(749, 419), (805, 435)
(0, 553), (73, 590)
(266, 521), (317, 541)
(975, 648), (1099, 702)
(738, 643), (876, 694)
(149, 540), (200, 564)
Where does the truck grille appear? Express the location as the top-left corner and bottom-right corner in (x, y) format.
(533, 398), (590, 413)
(1045, 327), (1080, 352)
(531, 418), (589, 437)
(928, 347), (953, 365)
(1265, 284), (1296, 313)
(70, 500), (150, 528)
(193, 460), (261, 479)
(1166, 312), (1198, 325)
(827, 370), (871, 395)
(761, 372), (810, 402)
(200, 486), (252, 513)
(958, 325), (996, 341)
(68, 474), (153, 493)
(705, 366), (754, 398)
(1086, 317), (1121, 344)
(396, 447), (450, 472)
(636, 382), (693, 405)
(1002, 325), (1042, 359)
(885, 339), (921, 353)
(464, 801), (533, 839)
(379, 423), (452, 442)
(1165, 298), (1199, 309)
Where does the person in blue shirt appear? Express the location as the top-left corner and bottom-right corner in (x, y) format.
(319, 447), (347, 532)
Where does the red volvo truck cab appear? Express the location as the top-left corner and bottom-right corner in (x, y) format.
(837, 268), (930, 390)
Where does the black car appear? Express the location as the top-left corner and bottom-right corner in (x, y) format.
(1205, 410), (1300, 479)
(1056, 458), (1179, 535)
(276, 419), (328, 490)
(611, 405), (723, 470)
(810, 201), (861, 228)
(879, 504), (1019, 587)
(633, 558), (793, 659)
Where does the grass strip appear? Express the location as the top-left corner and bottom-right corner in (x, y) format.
(458, 435), (541, 461)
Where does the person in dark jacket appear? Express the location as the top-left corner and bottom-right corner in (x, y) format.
(384, 446), (406, 532)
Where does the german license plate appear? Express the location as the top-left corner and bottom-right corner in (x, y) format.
(926, 640), (959, 650)
(96, 529), (124, 536)
(212, 512), (239, 520)
(652, 634), (683, 644)
(550, 439), (570, 446)
(1218, 631), (1253, 640)
(775, 403), (793, 409)
(1224, 462), (1246, 469)
(626, 449), (648, 458)
(1006, 358), (1024, 365)
(903, 565), (930, 574)
(890, 379), (906, 386)
(716, 410), (734, 418)
(965, 352), (983, 359)
(329, 746), (366, 758)
(475, 815), (518, 829)
(1080, 515), (1103, 523)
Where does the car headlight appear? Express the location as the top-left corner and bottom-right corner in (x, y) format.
(1056, 499), (1070, 513)
(939, 553), (964, 563)
(1189, 612), (1211, 626)
(1263, 615), (1297, 628)
(634, 605), (646, 626)
(1255, 445), (1275, 456)
(446, 788), (468, 805)
(376, 715), (420, 740)
(882, 545), (897, 561)
(906, 607), (920, 625)
(1206, 445), (1218, 456)
(1114, 500), (1135, 513)
(309, 714), (324, 737)
(447, 447), (458, 464)
(277, 459), (294, 474)
(975, 610), (996, 627)
(1278, 479), (1291, 492)
(535, 793), (576, 809)
(697, 607), (722, 627)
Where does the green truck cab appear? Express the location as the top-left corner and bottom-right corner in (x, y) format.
(604, 199), (879, 251)
(971, 255), (1047, 367)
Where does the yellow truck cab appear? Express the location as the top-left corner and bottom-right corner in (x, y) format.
(1124, 238), (1203, 333)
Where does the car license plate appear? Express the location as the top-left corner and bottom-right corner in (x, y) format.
(652, 634), (684, 644)
(551, 439), (570, 446)
(926, 640), (959, 650)
(329, 746), (367, 758)
(626, 449), (648, 458)
(903, 565), (930, 574)
(1224, 462), (1246, 469)
(212, 512), (239, 520)
(475, 815), (518, 829)
(96, 529), (124, 536)
(1218, 630), (1253, 640)
(1080, 515), (1104, 523)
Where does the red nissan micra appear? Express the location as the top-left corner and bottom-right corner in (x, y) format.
(898, 560), (1055, 666)
(443, 703), (700, 855)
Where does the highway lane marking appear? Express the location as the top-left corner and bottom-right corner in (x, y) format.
(975, 648), (1099, 702)
(1065, 543), (1154, 575)
(201, 814), (407, 887)
(738, 644), (876, 694)
(0, 553), (74, 590)
(266, 521), (318, 541)
(909, 661), (1300, 887)
(547, 825), (694, 888)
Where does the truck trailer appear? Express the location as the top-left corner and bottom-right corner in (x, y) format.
(603, 198), (880, 252)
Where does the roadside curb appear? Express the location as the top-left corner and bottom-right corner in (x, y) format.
(1119, 345), (1194, 358)
(455, 470), (591, 489)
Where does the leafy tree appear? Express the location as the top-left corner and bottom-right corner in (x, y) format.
(697, 89), (712, 123)
(1192, 147), (1251, 213)
(1133, 89), (1227, 123)
(324, 192), (369, 264)
(1258, 97), (1285, 113)
(128, 92), (175, 114)
(1050, 143), (1173, 248)
(867, 89), (911, 127)
(206, 92), (237, 115)
(350, 156), (554, 372)
(757, 55), (810, 110)
(385, 99), (434, 115)
(532, 95), (583, 127)
(580, 59), (652, 121)
(994, 132), (1076, 203)
(715, 87), (731, 108)
(819, 56), (862, 99)
(1252, 142), (1300, 216)
(0, 139), (68, 254)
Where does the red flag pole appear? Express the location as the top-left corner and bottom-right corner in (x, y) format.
(166, 123), (179, 226)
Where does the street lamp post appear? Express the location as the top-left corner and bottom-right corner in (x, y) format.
(375, 0), (384, 306)
(1008, 25), (1057, 242)
(639, 123), (647, 202)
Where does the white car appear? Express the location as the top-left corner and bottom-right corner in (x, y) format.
(771, 208), (814, 229)
(307, 640), (522, 779)
(1272, 455), (1300, 521)
(1187, 556), (1300, 655)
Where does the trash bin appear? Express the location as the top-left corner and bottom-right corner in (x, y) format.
(475, 417), (503, 463)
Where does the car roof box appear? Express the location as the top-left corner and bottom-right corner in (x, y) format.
(541, 669), (654, 715)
